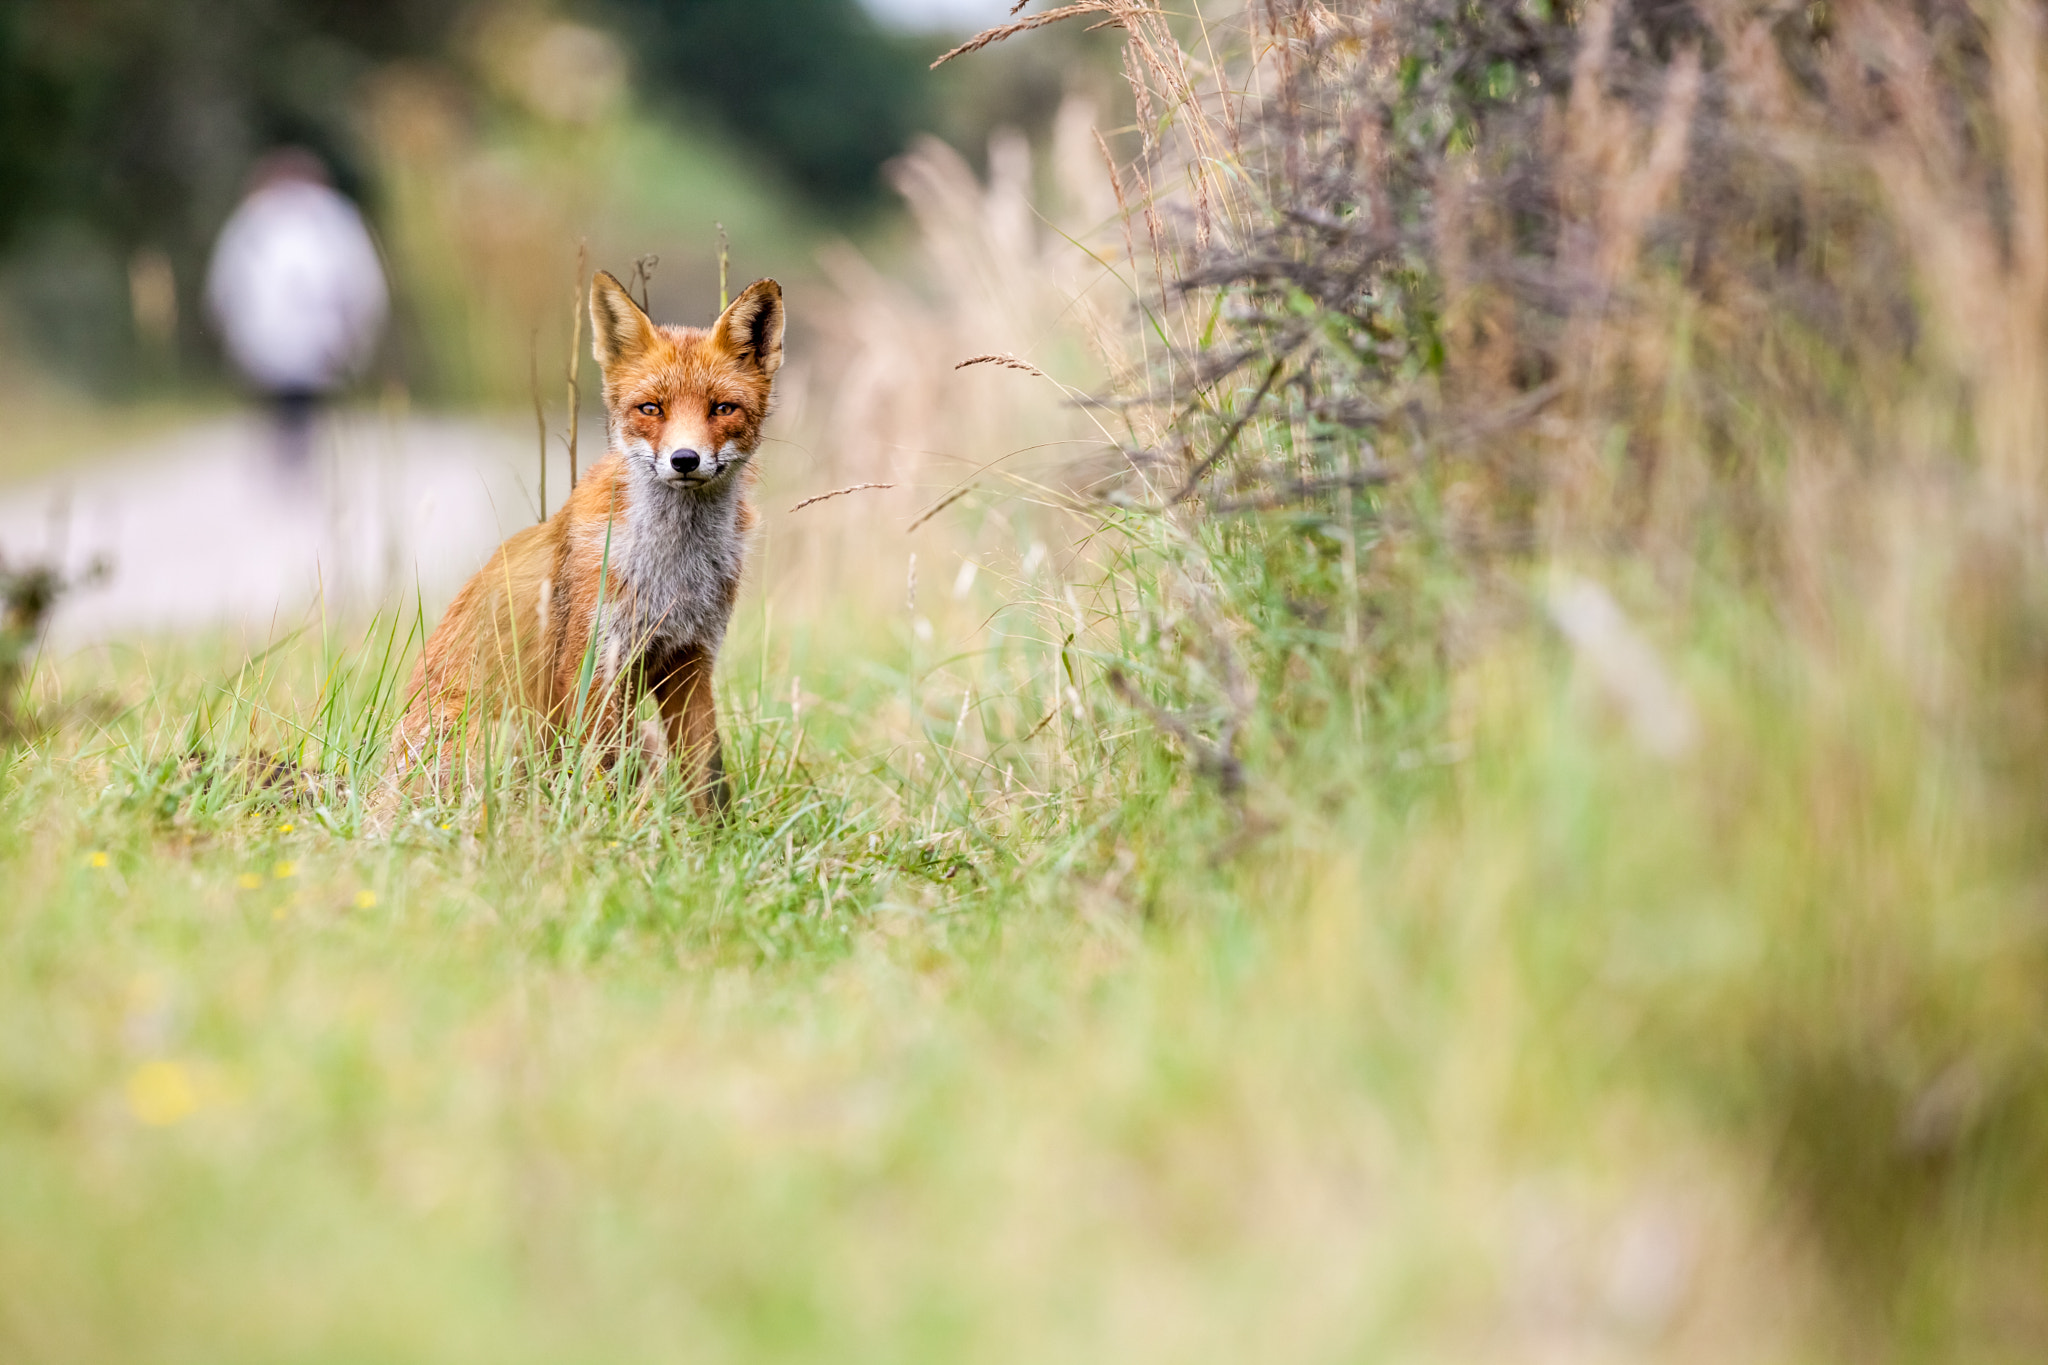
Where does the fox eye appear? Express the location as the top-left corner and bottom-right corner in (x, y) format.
(712, 402), (739, 417)
(636, 402), (661, 416)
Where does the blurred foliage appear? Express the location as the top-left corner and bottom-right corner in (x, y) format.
(596, 0), (934, 207)
(0, 0), (464, 389)
(598, 0), (1130, 208)
(0, 0), (1126, 401)
(0, 0), (462, 252)
(0, 0), (947, 254)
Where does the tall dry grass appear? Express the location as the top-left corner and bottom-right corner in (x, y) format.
(936, 0), (2048, 1351)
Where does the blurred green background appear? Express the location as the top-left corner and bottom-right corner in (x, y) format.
(0, 0), (1120, 412)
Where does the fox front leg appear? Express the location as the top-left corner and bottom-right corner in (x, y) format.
(651, 647), (728, 817)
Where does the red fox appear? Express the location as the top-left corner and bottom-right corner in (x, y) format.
(389, 270), (784, 814)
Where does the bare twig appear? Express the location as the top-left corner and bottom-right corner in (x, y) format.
(716, 222), (729, 311)
(567, 241), (586, 489)
(1, 551), (100, 742)
(907, 484), (977, 533)
(628, 253), (658, 312)
(1093, 126), (1141, 285)
(1203, 467), (1394, 514)
(1106, 667), (1244, 797)
(529, 331), (547, 523)
(1172, 358), (1286, 503)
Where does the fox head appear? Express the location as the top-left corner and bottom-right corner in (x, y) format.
(590, 270), (784, 491)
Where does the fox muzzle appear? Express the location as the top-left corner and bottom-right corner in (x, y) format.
(656, 441), (746, 487)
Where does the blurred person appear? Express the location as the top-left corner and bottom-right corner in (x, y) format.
(204, 148), (388, 475)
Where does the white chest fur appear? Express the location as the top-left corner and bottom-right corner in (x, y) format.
(604, 465), (747, 661)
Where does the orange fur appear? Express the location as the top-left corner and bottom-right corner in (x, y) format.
(389, 271), (784, 815)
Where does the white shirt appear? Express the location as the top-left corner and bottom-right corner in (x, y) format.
(205, 180), (389, 394)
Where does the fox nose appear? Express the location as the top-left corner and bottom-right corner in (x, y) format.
(669, 449), (701, 475)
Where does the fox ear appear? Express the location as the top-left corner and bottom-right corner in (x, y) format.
(590, 270), (658, 369)
(714, 278), (784, 378)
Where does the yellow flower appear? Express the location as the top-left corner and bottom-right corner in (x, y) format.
(126, 1060), (199, 1126)
(279, 822), (295, 834)
(354, 890), (378, 910)
(440, 823), (452, 831)
(238, 873), (263, 890)
(88, 851), (109, 868)
(272, 861), (297, 880)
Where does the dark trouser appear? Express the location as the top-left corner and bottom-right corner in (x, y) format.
(270, 387), (321, 474)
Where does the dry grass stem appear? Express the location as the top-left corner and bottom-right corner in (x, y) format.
(954, 353), (1050, 378)
(931, 3), (1111, 70)
(787, 483), (897, 513)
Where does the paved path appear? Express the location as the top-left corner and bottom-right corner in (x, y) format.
(0, 411), (576, 647)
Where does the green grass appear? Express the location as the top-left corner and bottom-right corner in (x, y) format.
(3, 534), (2044, 1362)
(6, 3), (2048, 1344)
